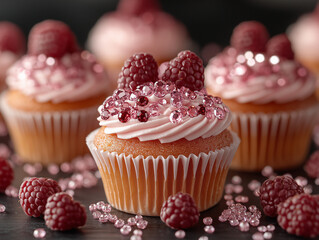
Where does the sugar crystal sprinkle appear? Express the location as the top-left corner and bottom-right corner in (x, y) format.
(33, 228), (46, 239)
(175, 230), (186, 239)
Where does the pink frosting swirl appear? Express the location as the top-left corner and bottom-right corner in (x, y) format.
(6, 51), (110, 103)
(87, 12), (192, 64)
(97, 82), (232, 143)
(0, 51), (19, 81)
(205, 48), (315, 104)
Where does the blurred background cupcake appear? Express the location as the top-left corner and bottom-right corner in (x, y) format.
(87, 0), (194, 89)
(0, 21), (25, 92)
(289, 3), (319, 97)
(87, 51), (240, 216)
(205, 21), (319, 171)
(0, 20), (111, 165)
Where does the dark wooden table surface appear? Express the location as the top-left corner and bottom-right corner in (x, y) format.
(0, 133), (318, 240)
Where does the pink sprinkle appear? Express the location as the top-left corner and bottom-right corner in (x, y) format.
(204, 225), (215, 234)
(0, 204), (6, 213)
(101, 204), (112, 213)
(248, 205), (258, 213)
(33, 228), (46, 238)
(295, 176), (308, 187)
(198, 236), (209, 240)
(250, 218), (260, 227)
(248, 180), (261, 191)
(203, 217), (213, 225)
(252, 232), (264, 240)
(60, 162), (72, 173)
(303, 185), (313, 194)
(233, 185), (243, 194)
(175, 230), (186, 239)
(239, 221), (249, 232)
(66, 189), (74, 197)
(224, 194), (233, 200)
(170, 110), (183, 124)
(136, 219), (148, 229)
(0, 144), (10, 158)
(96, 201), (105, 210)
(226, 200), (234, 206)
(258, 226), (267, 232)
(89, 204), (96, 212)
(127, 217), (137, 226)
(263, 232), (272, 239)
(235, 195), (249, 203)
(23, 164), (37, 176)
(261, 166), (274, 177)
(229, 219), (239, 226)
(130, 236), (142, 240)
(98, 214), (108, 223)
(218, 215), (227, 222)
(231, 175), (242, 184)
(266, 224), (275, 232)
(254, 190), (260, 197)
(108, 214), (118, 223)
(133, 229), (143, 236)
(5, 186), (18, 198)
(135, 214), (143, 221)
(120, 225), (132, 235)
(114, 219), (125, 228)
(47, 164), (59, 175)
(315, 178), (319, 185)
(92, 211), (101, 219)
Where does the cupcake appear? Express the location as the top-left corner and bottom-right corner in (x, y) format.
(87, 0), (193, 89)
(205, 21), (319, 171)
(289, 5), (319, 96)
(0, 22), (25, 91)
(0, 20), (111, 165)
(86, 51), (240, 216)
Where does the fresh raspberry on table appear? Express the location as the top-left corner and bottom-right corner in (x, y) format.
(162, 50), (204, 91)
(304, 150), (319, 178)
(28, 20), (78, 58)
(230, 21), (269, 53)
(44, 192), (86, 231)
(277, 194), (319, 238)
(160, 192), (200, 229)
(266, 34), (294, 60)
(259, 175), (304, 217)
(0, 157), (13, 192)
(0, 22), (25, 54)
(19, 177), (61, 217)
(117, 53), (158, 90)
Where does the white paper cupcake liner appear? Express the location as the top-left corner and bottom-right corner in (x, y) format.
(0, 92), (99, 165)
(230, 105), (319, 171)
(86, 129), (240, 216)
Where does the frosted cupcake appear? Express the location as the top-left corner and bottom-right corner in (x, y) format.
(289, 5), (319, 96)
(87, 51), (240, 216)
(0, 22), (25, 91)
(0, 20), (111, 165)
(205, 21), (318, 171)
(87, 0), (193, 89)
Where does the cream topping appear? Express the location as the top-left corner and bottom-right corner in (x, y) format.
(205, 48), (315, 104)
(87, 12), (192, 64)
(6, 51), (110, 103)
(97, 83), (232, 143)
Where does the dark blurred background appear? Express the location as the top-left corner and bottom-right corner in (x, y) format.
(0, 0), (317, 50)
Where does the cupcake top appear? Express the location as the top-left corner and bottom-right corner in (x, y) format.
(97, 51), (232, 143)
(289, 5), (319, 61)
(87, 0), (191, 64)
(6, 20), (109, 104)
(205, 21), (315, 105)
(0, 22), (25, 81)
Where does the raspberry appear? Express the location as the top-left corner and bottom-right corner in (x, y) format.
(118, 0), (160, 16)
(304, 150), (319, 178)
(117, 53), (158, 90)
(230, 21), (269, 53)
(277, 194), (319, 238)
(28, 20), (78, 58)
(162, 50), (204, 91)
(44, 192), (86, 231)
(0, 22), (25, 54)
(160, 192), (200, 229)
(259, 175), (304, 217)
(0, 157), (13, 192)
(266, 34), (294, 60)
(19, 177), (61, 217)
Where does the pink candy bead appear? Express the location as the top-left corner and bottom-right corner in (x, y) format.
(33, 228), (46, 239)
(203, 217), (213, 225)
(175, 230), (186, 239)
(204, 225), (215, 234)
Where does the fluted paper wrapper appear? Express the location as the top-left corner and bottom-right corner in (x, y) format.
(86, 129), (240, 216)
(230, 105), (319, 171)
(0, 93), (99, 165)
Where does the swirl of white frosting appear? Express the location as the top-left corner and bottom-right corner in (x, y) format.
(6, 52), (110, 103)
(98, 93), (232, 143)
(205, 50), (316, 104)
(87, 12), (192, 64)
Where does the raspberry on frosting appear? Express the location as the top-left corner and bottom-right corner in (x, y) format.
(266, 34), (294, 60)
(117, 0), (160, 16)
(0, 22), (25, 54)
(230, 21), (269, 53)
(28, 20), (79, 58)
